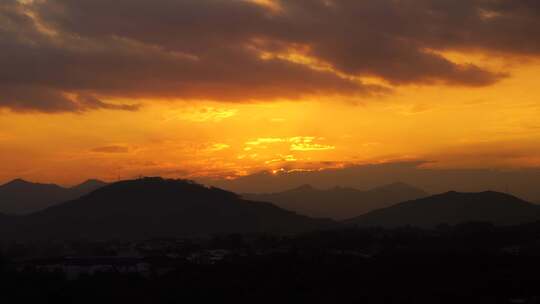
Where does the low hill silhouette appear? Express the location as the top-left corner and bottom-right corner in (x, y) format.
(0, 179), (107, 215)
(347, 191), (540, 228)
(243, 182), (428, 220)
(2, 177), (333, 240)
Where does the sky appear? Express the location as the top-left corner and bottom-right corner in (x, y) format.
(1, 0), (540, 187)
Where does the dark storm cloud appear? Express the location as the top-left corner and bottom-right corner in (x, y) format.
(0, 85), (79, 113)
(1, 0), (539, 112)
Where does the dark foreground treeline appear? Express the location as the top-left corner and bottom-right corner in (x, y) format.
(3, 222), (540, 303)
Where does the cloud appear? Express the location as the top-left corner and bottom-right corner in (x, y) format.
(167, 107), (238, 123)
(0, 85), (80, 113)
(422, 139), (540, 168)
(78, 96), (140, 112)
(208, 143), (231, 151)
(0, 85), (139, 113)
(246, 138), (287, 146)
(244, 136), (335, 151)
(265, 154), (298, 164)
(288, 136), (335, 151)
(1, 0), (539, 112)
(290, 143), (335, 151)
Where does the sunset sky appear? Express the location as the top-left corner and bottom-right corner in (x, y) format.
(1, 0), (540, 186)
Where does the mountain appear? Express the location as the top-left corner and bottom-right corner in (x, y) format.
(0, 179), (70, 214)
(0, 179), (107, 215)
(242, 182), (428, 220)
(3, 177), (334, 240)
(347, 191), (540, 228)
(69, 179), (108, 194)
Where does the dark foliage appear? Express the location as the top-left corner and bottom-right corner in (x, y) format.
(3, 223), (540, 303)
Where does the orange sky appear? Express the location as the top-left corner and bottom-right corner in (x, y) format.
(2, 54), (540, 185)
(1, 0), (540, 185)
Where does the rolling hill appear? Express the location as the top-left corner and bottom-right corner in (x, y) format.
(243, 182), (428, 220)
(2, 177), (334, 240)
(0, 179), (107, 215)
(347, 191), (540, 228)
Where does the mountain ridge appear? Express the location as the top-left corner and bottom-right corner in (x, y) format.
(3, 177), (334, 240)
(347, 190), (540, 228)
(0, 178), (108, 215)
(243, 182), (429, 220)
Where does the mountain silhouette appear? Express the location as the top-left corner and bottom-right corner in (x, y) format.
(3, 177), (333, 240)
(69, 179), (108, 194)
(347, 191), (540, 228)
(242, 182), (428, 220)
(0, 178), (107, 215)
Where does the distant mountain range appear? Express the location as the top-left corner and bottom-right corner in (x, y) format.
(0, 179), (108, 215)
(1, 177), (540, 240)
(243, 182), (428, 220)
(1, 177), (333, 240)
(347, 191), (540, 228)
